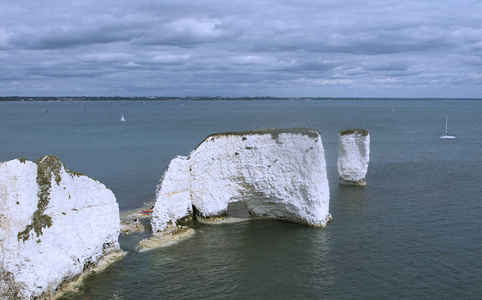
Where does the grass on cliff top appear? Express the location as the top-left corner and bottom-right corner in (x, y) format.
(197, 127), (321, 149)
(339, 129), (370, 136)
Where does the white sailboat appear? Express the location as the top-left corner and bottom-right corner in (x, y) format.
(440, 115), (455, 139)
(120, 114), (126, 122)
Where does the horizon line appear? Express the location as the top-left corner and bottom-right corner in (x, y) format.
(1, 96), (482, 101)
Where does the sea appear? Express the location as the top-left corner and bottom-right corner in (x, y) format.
(1, 99), (481, 299)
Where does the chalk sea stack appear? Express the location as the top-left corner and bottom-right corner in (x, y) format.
(337, 129), (370, 186)
(0, 156), (123, 299)
(151, 128), (332, 235)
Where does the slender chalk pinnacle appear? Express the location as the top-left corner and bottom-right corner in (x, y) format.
(337, 129), (370, 186)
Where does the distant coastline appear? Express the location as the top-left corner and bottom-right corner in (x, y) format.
(1, 96), (481, 102)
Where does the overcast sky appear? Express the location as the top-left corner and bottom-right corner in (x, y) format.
(1, 0), (482, 98)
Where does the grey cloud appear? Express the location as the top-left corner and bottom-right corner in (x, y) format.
(364, 61), (410, 72)
(136, 18), (239, 47)
(8, 18), (143, 50)
(1, 0), (482, 97)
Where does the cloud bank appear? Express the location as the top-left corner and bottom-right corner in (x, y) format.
(1, 0), (481, 97)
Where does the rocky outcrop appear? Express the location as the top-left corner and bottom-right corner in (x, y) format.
(0, 156), (123, 299)
(337, 129), (370, 186)
(151, 128), (331, 234)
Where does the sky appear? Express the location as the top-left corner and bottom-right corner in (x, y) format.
(1, 0), (482, 98)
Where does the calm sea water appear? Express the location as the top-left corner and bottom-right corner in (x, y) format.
(1, 99), (482, 299)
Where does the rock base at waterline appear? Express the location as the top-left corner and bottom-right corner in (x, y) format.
(137, 226), (194, 252)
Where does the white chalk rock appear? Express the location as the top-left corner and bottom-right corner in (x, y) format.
(337, 129), (370, 186)
(152, 128), (331, 231)
(151, 156), (192, 232)
(0, 156), (122, 299)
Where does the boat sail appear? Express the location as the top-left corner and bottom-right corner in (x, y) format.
(440, 115), (455, 139)
(121, 114), (126, 122)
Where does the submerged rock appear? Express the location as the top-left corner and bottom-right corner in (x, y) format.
(137, 226), (194, 252)
(0, 156), (123, 299)
(120, 208), (154, 235)
(151, 128), (331, 236)
(337, 129), (370, 186)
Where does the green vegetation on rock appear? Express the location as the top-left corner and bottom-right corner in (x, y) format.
(17, 155), (62, 242)
(339, 129), (370, 136)
(64, 165), (86, 178)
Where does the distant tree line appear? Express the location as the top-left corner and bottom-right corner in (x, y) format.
(0, 96), (480, 102)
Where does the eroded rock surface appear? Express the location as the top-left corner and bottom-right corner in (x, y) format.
(0, 156), (123, 299)
(151, 128), (331, 234)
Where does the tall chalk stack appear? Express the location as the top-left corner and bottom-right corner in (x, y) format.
(337, 129), (370, 186)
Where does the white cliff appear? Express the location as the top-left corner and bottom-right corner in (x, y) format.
(337, 129), (370, 186)
(151, 128), (331, 234)
(152, 156), (192, 232)
(0, 155), (123, 299)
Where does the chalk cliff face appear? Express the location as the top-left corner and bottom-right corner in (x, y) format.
(152, 155), (193, 232)
(0, 156), (122, 299)
(152, 128), (331, 232)
(337, 129), (370, 186)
